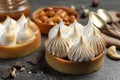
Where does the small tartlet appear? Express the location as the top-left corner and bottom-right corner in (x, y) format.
(32, 6), (79, 34)
(45, 12), (106, 74)
(45, 51), (104, 75)
(0, 15), (41, 59)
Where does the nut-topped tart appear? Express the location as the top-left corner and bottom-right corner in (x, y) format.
(0, 14), (41, 59)
(32, 6), (79, 34)
(45, 12), (106, 75)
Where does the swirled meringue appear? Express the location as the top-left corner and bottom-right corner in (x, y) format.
(88, 27), (106, 55)
(27, 17), (39, 34)
(68, 20), (83, 45)
(17, 14), (27, 29)
(46, 28), (71, 58)
(17, 22), (35, 44)
(68, 36), (94, 62)
(0, 24), (5, 37)
(48, 20), (70, 39)
(0, 27), (16, 46)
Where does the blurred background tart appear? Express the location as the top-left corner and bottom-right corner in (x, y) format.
(32, 6), (79, 34)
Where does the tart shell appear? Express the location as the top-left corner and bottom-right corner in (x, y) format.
(45, 51), (104, 75)
(0, 30), (41, 59)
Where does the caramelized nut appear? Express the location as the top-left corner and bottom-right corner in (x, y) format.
(46, 11), (55, 17)
(48, 21), (55, 25)
(63, 15), (69, 22)
(44, 7), (53, 11)
(56, 9), (67, 18)
(39, 10), (46, 16)
(52, 16), (61, 23)
(39, 16), (48, 22)
(69, 15), (75, 23)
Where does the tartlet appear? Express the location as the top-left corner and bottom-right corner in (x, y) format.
(0, 15), (41, 59)
(45, 51), (104, 75)
(45, 12), (106, 74)
(32, 6), (79, 34)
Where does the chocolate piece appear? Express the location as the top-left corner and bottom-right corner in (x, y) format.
(30, 69), (38, 73)
(27, 54), (42, 65)
(27, 57), (40, 65)
(13, 61), (23, 70)
(117, 13), (120, 18)
(102, 33), (120, 49)
(92, 0), (99, 7)
(1, 69), (11, 79)
(102, 24), (120, 39)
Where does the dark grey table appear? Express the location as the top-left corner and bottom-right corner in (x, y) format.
(0, 0), (120, 80)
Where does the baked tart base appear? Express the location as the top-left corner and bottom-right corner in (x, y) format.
(0, 31), (41, 59)
(45, 51), (104, 75)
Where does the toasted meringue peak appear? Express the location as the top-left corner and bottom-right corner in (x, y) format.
(69, 20), (83, 35)
(83, 18), (94, 40)
(48, 20), (69, 39)
(17, 23), (35, 44)
(0, 27), (16, 46)
(68, 36), (94, 62)
(3, 16), (17, 28)
(69, 26), (80, 45)
(27, 17), (39, 34)
(88, 27), (106, 55)
(46, 27), (71, 58)
(17, 14), (27, 28)
(0, 24), (5, 37)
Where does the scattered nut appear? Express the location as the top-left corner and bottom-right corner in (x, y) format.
(28, 71), (32, 74)
(70, 5), (76, 10)
(13, 61), (23, 70)
(11, 67), (17, 78)
(20, 67), (26, 72)
(92, 0), (99, 7)
(81, 6), (90, 18)
(108, 46), (120, 60)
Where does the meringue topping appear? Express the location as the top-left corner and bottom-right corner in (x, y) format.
(3, 16), (18, 29)
(88, 27), (106, 55)
(47, 15), (106, 62)
(27, 17), (39, 34)
(68, 36), (94, 62)
(17, 23), (35, 44)
(17, 14), (27, 29)
(48, 20), (70, 39)
(0, 15), (38, 46)
(0, 27), (16, 46)
(46, 27), (71, 58)
(68, 20), (83, 45)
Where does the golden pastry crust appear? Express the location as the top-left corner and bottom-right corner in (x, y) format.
(45, 51), (104, 75)
(0, 28), (41, 59)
